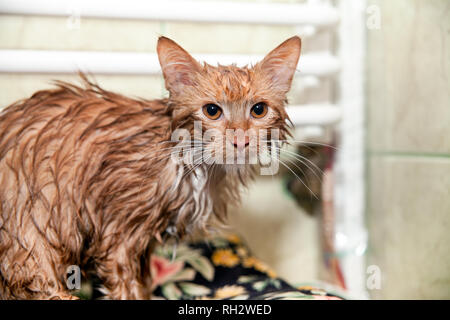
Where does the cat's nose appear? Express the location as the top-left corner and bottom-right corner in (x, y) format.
(232, 136), (250, 149)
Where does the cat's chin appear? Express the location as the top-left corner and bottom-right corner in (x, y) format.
(220, 163), (252, 175)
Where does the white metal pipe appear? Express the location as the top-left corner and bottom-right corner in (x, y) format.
(0, 0), (339, 27)
(0, 50), (340, 77)
(287, 104), (341, 126)
(334, 0), (367, 299)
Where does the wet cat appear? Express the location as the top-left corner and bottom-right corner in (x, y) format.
(0, 36), (301, 299)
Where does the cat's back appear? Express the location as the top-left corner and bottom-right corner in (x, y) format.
(0, 77), (171, 204)
(0, 78), (170, 159)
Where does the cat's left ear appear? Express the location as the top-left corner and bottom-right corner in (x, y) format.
(258, 36), (301, 93)
(157, 36), (202, 95)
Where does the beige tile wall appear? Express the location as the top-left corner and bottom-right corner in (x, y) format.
(367, 0), (450, 154)
(367, 156), (450, 299)
(366, 0), (450, 299)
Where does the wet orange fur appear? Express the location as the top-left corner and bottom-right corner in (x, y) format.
(0, 36), (301, 299)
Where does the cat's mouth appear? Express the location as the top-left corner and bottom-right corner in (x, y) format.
(170, 127), (281, 175)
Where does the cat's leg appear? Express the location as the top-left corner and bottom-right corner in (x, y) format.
(0, 245), (79, 299)
(0, 226), (80, 300)
(94, 240), (154, 300)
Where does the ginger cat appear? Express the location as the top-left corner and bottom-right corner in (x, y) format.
(0, 36), (301, 299)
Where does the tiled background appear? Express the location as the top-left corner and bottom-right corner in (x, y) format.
(366, 0), (450, 299)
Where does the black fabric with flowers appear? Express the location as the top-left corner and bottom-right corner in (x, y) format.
(80, 234), (344, 300)
(150, 235), (344, 300)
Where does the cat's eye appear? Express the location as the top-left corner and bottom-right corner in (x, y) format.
(250, 103), (268, 119)
(202, 104), (223, 120)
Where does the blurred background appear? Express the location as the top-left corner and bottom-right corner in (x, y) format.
(0, 0), (448, 299)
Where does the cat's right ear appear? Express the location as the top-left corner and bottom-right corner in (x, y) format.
(258, 36), (301, 93)
(157, 37), (202, 95)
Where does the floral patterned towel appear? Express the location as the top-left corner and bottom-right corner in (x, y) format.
(150, 234), (344, 300)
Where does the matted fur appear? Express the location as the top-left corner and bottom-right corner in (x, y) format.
(0, 36), (301, 299)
